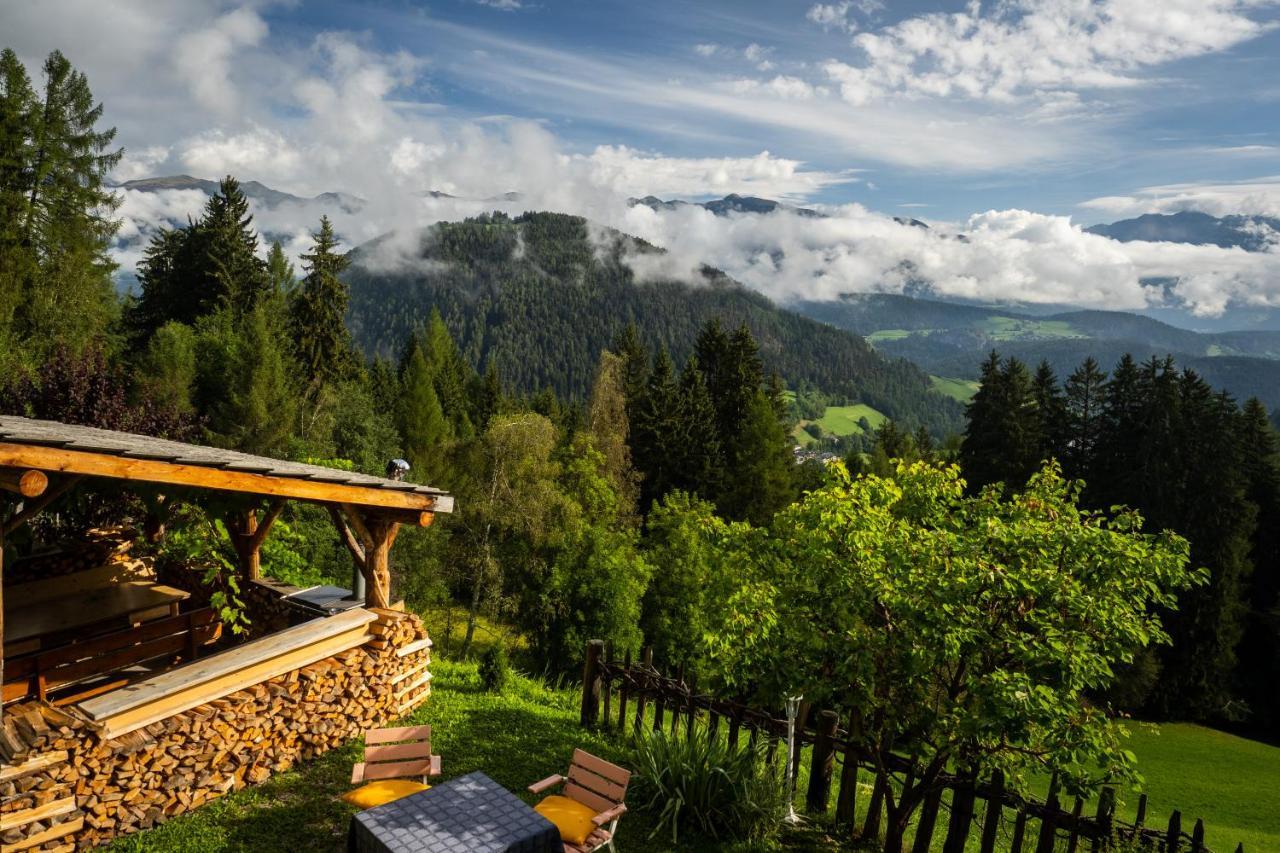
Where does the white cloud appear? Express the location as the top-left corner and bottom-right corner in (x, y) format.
(615, 203), (1280, 318)
(181, 126), (305, 181)
(694, 43), (721, 57)
(823, 0), (1280, 105)
(474, 0), (523, 10)
(579, 146), (856, 200)
(112, 146), (173, 182)
(807, 2), (858, 33)
(172, 6), (268, 116)
(1081, 177), (1280, 218)
(725, 76), (820, 100)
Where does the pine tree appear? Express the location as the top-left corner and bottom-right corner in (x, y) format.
(201, 176), (269, 315)
(632, 349), (682, 511)
(674, 355), (722, 500)
(1062, 357), (1107, 483)
(266, 240), (295, 296)
(960, 353), (1040, 489)
(420, 308), (475, 439)
(290, 216), (355, 391)
(1236, 398), (1280, 731)
(207, 305), (299, 455)
(398, 343), (452, 484)
(1031, 360), (1067, 465)
(473, 360), (504, 431)
(4, 50), (120, 353)
(719, 389), (795, 525)
(587, 351), (640, 522)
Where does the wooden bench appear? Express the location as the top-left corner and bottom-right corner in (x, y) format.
(77, 608), (378, 739)
(4, 581), (190, 656)
(2, 608), (221, 705)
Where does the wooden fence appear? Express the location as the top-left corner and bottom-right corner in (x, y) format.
(578, 640), (1244, 853)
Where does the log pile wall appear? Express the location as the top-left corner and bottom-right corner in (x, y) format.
(0, 610), (431, 851)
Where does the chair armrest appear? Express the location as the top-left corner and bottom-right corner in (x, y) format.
(592, 804), (627, 826)
(350, 762), (366, 784)
(528, 774), (565, 794)
(429, 754), (442, 777)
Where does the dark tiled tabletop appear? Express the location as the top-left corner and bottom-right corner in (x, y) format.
(347, 771), (561, 853)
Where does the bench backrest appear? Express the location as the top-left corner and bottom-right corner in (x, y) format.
(2, 608), (220, 704)
(563, 749), (631, 814)
(360, 725), (436, 781)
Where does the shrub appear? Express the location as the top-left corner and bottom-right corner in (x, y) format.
(478, 643), (510, 692)
(628, 725), (786, 845)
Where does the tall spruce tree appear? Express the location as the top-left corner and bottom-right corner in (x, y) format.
(201, 176), (269, 315)
(1, 49), (120, 353)
(960, 353), (1041, 490)
(1031, 360), (1067, 465)
(632, 348), (682, 511)
(674, 355), (722, 501)
(587, 351), (640, 522)
(1236, 398), (1280, 732)
(291, 216), (355, 392)
(206, 304), (299, 455)
(719, 388), (796, 525)
(1062, 356), (1107, 483)
(398, 341), (452, 485)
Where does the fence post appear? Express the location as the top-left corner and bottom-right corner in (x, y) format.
(1135, 793), (1147, 829)
(1166, 810), (1182, 853)
(685, 673), (698, 740)
(1090, 787), (1115, 853)
(979, 769), (1005, 853)
(911, 784), (944, 853)
(617, 649), (630, 732)
(1035, 775), (1061, 853)
(633, 646), (651, 735)
(1066, 796), (1084, 853)
(805, 710), (839, 813)
(1009, 808), (1027, 853)
(579, 639), (604, 727)
(601, 641), (613, 729)
(943, 769), (976, 853)
(1191, 819), (1204, 853)
(863, 771), (886, 842)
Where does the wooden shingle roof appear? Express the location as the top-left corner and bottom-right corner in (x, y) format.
(0, 416), (453, 514)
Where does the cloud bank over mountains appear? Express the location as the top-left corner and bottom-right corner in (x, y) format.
(8, 0), (1278, 319)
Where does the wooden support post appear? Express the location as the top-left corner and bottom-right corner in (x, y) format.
(617, 650), (630, 733)
(943, 770), (976, 853)
(0, 469), (48, 497)
(806, 709), (839, 814)
(226, 500), (285, 582)
(1135, 793), (1148, 829)
(580, 639), (604, 727)
(1036, 778), (1061, 853)
(362, 515), (398, 609)
(1166, 811), (1182, 853)
(1066, 796), (1084, 853)
(685, 673), (698, 740)
(980, 770), (1005, 853)
(1090, 787), (1116, 853)
(911, 784), (943, 853)
(1, 475), (82, 535)
(837, 708), (861, 830)
(1190, 818), (1205, 853)
(791, 700), (811, 786)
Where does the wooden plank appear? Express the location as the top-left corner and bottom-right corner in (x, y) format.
(6, 560), (155, 606)
(80, 609), (375, 720)
(359, 759), (434, 782)
(0, 815), (82, 852)
(4, 582), (189, 645)
(568, 764), (626, 802)
(0, 796), (76, 832)
(395, 638), (431, 658)
(364, 742), (434, 763)
(0, 442), (448, 514)
(389, 658), (431, 685)
(0, 751), (67, 784)
(572, 749), (631, 786)
(563, 781), (614, 815)
(393, 670), (432, 701)
(89, 625), (373, 739)
(365, 725), (433, 745)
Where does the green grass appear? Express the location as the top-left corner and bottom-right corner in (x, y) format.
(980, 316), (1086, 341)
(867, 329), (914, 342)
(816, 404), (887, 437)
(929, 376), (980, 403)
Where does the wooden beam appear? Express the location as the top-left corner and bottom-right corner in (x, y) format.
(328, 505), (365, 568)
(338, 503), (376, 550)
(225, 500), (286, 581)
(0, 469), (48, 498)
(1, 475), (83, 536)
(363, 517), (400, 610)
(0, 442), (444, 513)
(249, 499), (286, 551)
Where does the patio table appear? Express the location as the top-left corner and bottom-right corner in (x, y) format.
(347, 771), (561, 853)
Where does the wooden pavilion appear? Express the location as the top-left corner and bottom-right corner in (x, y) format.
(0, 416), (451, 850)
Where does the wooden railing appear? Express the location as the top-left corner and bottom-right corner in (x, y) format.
(579, 640), (1244, 853)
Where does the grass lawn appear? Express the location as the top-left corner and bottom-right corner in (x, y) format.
(866, 329), (914, 342)
(981, 316), (1086, 340)
(815, 404), (887, 437)
(929, 376), (979, 403)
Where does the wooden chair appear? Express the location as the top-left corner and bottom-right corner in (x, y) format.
(350, 725), (442, 785)
(528, 749), (630, 852)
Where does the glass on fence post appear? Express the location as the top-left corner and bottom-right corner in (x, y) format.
(784, 694), (805, 825)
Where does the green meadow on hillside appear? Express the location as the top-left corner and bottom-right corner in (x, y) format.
(929, 375), (980, 402)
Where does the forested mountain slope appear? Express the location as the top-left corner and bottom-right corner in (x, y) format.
(794, 294), (1280, 413)
(343, 212), (963, 435)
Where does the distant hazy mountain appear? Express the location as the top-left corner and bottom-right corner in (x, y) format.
(794, 293), (1280, 413)
(114, 174), (364, 213)
(1085, 211), (1280, 251)
(629, 193), (824, 218)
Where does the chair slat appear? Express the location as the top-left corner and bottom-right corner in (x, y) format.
(365, 742), (434, 763)
(360, 759), (435, 781)
(364, 725), (431, 745)
(572, 749), (631, 786)
(564, 781), (615, 815)
(568, 764), (626, 802)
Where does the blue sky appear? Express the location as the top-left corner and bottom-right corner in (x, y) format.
(258, 0), (1280, 221)
(5, 0), (1280, 316)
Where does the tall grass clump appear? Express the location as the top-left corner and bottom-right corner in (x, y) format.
(628, 725), (787, 845)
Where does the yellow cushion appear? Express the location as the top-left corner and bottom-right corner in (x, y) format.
(342, 779), (429, 809)
(535, 794), (598, 846)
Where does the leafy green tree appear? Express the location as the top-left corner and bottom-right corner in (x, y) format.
(703, 461), (1198, 853)
(266, 240), (295, 296)
(640, 491), (723, 669)
(135, 321), (198, 417)
(0, 49), (36, 350)
(586, 351), (640, 523)
(718, 389), (795, 525)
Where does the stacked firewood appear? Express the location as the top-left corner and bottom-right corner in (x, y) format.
(0, 704), (83, 852)
(0, 611), (431, 850)
(4, 529), (134, 586)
